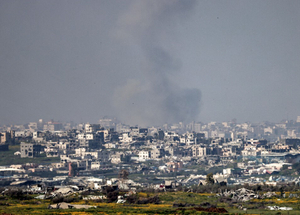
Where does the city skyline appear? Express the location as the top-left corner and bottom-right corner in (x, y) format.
(1, 115), (300, 130)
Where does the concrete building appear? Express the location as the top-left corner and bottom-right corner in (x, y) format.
(44, 121), (63, 131)
(151, 148), (165, 159)
(139, 150), (150, 160)
(192, 146), (208, 157)
(85, 123), (101, 133)
(0, 131), (14, 144)
(20, 142), (42, 158)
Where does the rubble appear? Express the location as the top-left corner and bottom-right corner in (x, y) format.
(48, 202), (96, 209)
(35, 194), (45, 199)
(117, 196), (126, 204)
(83, 195), (106, 200)
(262, 191), (277, 198)
(53, 187), (74, 196)
(217, 188), (258, 202)
(267, 206), (293, 211)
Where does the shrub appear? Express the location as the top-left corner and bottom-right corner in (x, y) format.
(104, 186), (119, 203)
(3, 188), (32, 200)
(52, 195), (64, 204)
(148, 195), (160, 204)
(136, 195), (160, 204)
(63, 196), (75, 203)
(107, 190), (119, 202)
(126, 195), (138, 204)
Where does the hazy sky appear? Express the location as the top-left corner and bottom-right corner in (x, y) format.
(1, 0), (300, 126)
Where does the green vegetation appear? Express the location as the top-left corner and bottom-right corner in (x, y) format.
(0, 144), (59, 166)
(2, 190), (300, 214)
(205, 173), (215, 185)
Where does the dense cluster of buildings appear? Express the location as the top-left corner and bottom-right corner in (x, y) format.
(1, 117), (300, 187)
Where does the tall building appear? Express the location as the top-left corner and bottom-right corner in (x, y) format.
(20, 142), (42, 158)
(0, 131), (14, 144)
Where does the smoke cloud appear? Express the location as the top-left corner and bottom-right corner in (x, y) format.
(112, 0), (201, 126)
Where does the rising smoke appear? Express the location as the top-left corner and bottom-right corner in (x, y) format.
(112, 0), (201, 126)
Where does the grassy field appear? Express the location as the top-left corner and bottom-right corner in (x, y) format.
(0, 144), (60, 166)
(1, 191), (300, 214)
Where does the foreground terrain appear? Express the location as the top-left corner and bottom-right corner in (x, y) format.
(1, 190), (300, 214)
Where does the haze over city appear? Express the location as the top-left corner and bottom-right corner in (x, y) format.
(1, 0), (300, 126)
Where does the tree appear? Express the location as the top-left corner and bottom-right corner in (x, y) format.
(206, 173), (214, 185)
(121, 155), (131, 163)
(105, 186), (119, 203)
(119, 169), (129, 181)
(70, 163), (79, 177)
(126, 194), (138, 204)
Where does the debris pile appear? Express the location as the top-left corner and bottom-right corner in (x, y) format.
(82, 195), (106, 200)
(217, 188), (258, 202)
(267, 206), (293, 211)
(262, 191), (277, 198)
(48, 202), (96, 209)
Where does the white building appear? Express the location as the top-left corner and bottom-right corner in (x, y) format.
(139, 150), (150, 160)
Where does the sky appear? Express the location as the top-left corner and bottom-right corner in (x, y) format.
(0, 0), (300, 126)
